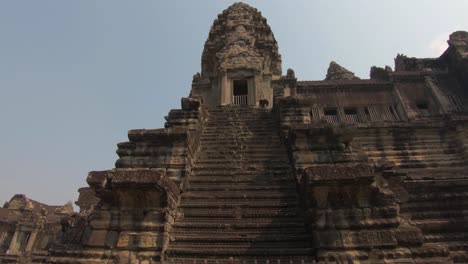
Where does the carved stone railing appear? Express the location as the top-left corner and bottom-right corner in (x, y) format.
(323, 114), (339, 124)
(343, 114), (359, 123)
(232, 95), (248, 105)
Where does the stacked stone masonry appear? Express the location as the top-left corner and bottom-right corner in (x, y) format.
(1, 2), (468, 264)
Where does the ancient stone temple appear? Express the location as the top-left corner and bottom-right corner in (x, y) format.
(1, 2), (468, 263)
(0, 195), (73, 263)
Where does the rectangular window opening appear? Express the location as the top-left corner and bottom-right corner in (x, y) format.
(233, 80), (248, 96)
(323, 108), (339, 123)
(324, 108), (338, 116)
(416, 102), (428, 110)
(344, 108), (357, 115)
(232, 79), (248, 105)
(344, 107), (359, 123)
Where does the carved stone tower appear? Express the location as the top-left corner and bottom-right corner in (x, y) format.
(191, 3), (282, 108)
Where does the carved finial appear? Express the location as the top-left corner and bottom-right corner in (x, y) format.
(325, 61), (359, 80)
(286, 68), (295, 78)
(192, 72), (201, 83)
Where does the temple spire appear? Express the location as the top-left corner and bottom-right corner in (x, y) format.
(325, 61), (359, 80)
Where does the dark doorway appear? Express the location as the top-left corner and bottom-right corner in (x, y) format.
(233, 80), (248, 105)
(233, 80), (248, 96)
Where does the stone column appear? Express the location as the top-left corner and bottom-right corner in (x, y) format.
(249, 75), (258, 106)
(7, 227), (20, 254)
(25, 228), (39, 252)
(392, 85), (411, 121)
(220, 73), (230, 105)
(425, 76), (450, 114)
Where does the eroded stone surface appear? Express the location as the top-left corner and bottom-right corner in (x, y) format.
(325, 61), (360, 81)
(1, 2), (468, 264)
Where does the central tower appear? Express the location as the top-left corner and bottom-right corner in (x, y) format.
(191, 3), (282, 108)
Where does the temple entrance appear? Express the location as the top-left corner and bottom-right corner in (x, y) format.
(233, 80), (248, 105)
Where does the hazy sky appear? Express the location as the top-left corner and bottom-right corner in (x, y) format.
(1, 0), (467, 208)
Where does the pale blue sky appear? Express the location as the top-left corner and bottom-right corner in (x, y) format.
(0, 1), (467, 207)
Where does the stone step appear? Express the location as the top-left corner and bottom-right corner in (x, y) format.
(180, 189), (297, 197)
(190, 175), (292, 181)
(406, 191), (468, 203)
(199, 145), (284, 151)
(195, 155), (288, 160)
(400, 167), (468, 178)
(167, 246), (313, 257)
(180, 200), (299, 209)
(173, 218), (306, 228)
(354, 132), (448, 138)
(207, 114), (272, 118)
(359, 141), (459, 150)
(205, 119), (274, 124)
(193, 164), (291, 170)
(198, 149), (287, 156)
(424, 232), (468, 243)
(202, 131), (277, 135)
(180, 208), (299, 218)
(413, 218), (468, 232)
(209, 107), (270, 110)
(166, 257), (314, 264)
(202, 131), (277, 136)
(199, 147), (286, 155)
(192, 170), (292, 177)
(203, 127), (276, 132)
(364, 148), (463, 157)
(394, 160), (467, 169)
(201, 134), (280, 139)
(354, 133), (453, 140)
(196, 156), (289, 163)
(367, 155), (465, 164)
(170, 228), (308, 237)
(405, 209), (468, 220)
(200, 139), (282, 145)
(170, 233), (311, 243)
(203, 124), (275, 129)
(206, 119), (274, 123)
(189, 175), (293, 182)
(356, 138), (456, 145)
(182, 192), (298, 200)
(208, 113), (271, 116)
(193, 162), (290, 169)
(443, 242), (468, 252)
(188, 176), (294, 184)
(187, 184), (295, 192)
(208, 111), (271, 115)
(401, 200), (468, 213)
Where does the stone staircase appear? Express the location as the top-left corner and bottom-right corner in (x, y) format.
(353, 127), (467, 170)
(166, 107), (314, 263)
(355, 127), (468, 263)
